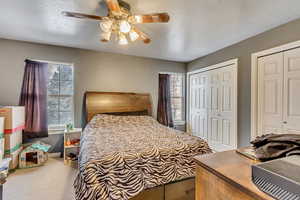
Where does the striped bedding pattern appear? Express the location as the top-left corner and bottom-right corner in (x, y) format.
(74, 114), (211, 200)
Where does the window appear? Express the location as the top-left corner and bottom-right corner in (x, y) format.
(169, 73), (185, 124)
(47, 63), (74, 130)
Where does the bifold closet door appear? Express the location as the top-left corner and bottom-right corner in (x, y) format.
(189, 72), (209, 140)
(189, 63), (237, 151)
(208, 65), (237, 151)
(283, 48), (300, 134)
(257, 53), (284, 135)
(258, 48), (300, 136)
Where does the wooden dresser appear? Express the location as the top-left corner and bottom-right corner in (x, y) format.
(194, 150), (275, 200)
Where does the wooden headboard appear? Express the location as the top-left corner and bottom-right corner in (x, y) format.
(85, 92), (153, 122)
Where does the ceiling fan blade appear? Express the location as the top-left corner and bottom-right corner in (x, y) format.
(105, 0), (121, 15)
(62, 11), (105, 20)
(133, 27), (151, 44)
(129, 13), (170, 24)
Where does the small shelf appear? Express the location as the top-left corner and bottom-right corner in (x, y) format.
(64, 144), (80, 149)
(64, 128), (82, 167)
(64, 128), (82, 134)
(64, 159), (78, 168)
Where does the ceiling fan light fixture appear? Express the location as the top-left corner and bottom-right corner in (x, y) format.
(129, 29), (139, 42)
(118, 33), (128, 45)
(119, 20), (131, 33)
(101, 31), (112, 41)
(100, 19), (113, 32)
(62, 0), (170, 45)
(133, 15), (143, 23)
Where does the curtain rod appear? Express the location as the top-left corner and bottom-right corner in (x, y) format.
(26, 58), (74, 65)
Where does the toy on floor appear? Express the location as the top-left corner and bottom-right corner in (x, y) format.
(19, 142), (51, 169)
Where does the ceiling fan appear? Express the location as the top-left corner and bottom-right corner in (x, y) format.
(62, 0), (170, 45)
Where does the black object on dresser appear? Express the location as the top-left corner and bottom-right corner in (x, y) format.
(252, 156), (300, 200)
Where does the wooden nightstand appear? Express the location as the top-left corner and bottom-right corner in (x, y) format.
(63, 128), (82, 167)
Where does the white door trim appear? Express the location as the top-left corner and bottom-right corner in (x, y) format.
(187, 58), (238, 150)
(187, 59), (238, 75)
(251, 40), (300, 140)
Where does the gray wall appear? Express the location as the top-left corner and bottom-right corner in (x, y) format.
(0, 38), (185, 151)
(187, 18), (300, 147)
(0, 38), (185, 126)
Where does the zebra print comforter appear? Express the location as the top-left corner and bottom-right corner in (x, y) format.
(74, 114), (211, 200)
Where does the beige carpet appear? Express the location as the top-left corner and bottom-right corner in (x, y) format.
(4, 155), (77, 200)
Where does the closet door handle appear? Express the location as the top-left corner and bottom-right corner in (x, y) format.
(283, 121), (287, 124)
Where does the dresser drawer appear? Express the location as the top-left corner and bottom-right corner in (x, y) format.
(196, 166), (255, 200)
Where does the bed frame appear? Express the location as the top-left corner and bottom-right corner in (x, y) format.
(84, 91), (195, 200)
(85, 91), (153, 122)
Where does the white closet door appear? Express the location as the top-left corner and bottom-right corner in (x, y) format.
(257, 53), (284, 135)
(189, 72), (209, 140)
(207, 70), (222, 149)
(219, 65), (237, 149)
(208, 65), (237, 151)
(189, 60), (237, 152)
(283, 48), (300, 134)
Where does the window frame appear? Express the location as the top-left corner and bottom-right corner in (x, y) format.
(160, 72), (186, 125)
(47, 62), (75, 131)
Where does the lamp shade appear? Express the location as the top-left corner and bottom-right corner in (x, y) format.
(119, 20), (131, 33)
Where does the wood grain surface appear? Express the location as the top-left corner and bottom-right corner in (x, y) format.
(194, 150), (274, 200)
(85, 91), (152, 122)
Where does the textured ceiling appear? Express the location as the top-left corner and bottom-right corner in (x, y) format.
(1, 0), (300, 62)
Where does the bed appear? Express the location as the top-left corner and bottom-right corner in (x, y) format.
(74, 92), (211, 200)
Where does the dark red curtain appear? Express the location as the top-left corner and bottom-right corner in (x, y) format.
(157, 74), (174, 127)
(19, 59), (48, 139)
